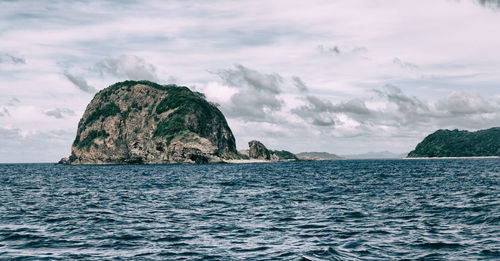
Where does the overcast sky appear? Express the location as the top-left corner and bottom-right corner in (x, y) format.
(1, 0), (500, 162)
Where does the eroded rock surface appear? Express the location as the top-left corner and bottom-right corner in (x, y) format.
(248, 140), (270, 160)
(64, 80), (238, 164)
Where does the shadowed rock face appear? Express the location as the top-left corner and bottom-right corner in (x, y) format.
(62, 80), (238, 164)
(248, 140), (270, 160)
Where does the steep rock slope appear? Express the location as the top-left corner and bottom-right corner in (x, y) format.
(64, 80), (238, 164)
(248, 140), (271, 160)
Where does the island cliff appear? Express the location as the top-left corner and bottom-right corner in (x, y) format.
(61, 80), (238, 164)
(407, 127), (500, 158)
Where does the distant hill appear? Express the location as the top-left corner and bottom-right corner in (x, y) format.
(343, 151), (405, 159)
(407, 127), (500, 158)
(269, 150), (299, 161)
(296, 152), (344, 161)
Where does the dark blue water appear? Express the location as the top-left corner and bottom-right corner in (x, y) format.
(0, 160), (499, 260)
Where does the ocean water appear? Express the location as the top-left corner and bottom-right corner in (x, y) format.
(0, 160), (498, 260)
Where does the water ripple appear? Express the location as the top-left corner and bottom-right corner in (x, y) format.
(0, 159), (498, 260)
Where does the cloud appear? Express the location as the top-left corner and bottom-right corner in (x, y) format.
(0, 108), (9, 117)
(95, 54), (159, 82)
(291, 83), (500, 136)
(317, 45), (368, 57)
(292, 96), (337, 127)
(393, 57), (419, 71)
(292, 95), (373, 127)
(0, 127), (74, 163)
(436, 91), (497, 116)
(215, 64), (284, 121)
(7, 98), (20, 106)
(373, 85), (500, 129)
(0, 53), (25, 64)
(44, 108), (75, 119)
(317, 45), (341, 55)
(475, 0), (500, 10)
(292, 76), (308, 92)
(216, 64), (282, 93)
(374, 85), (431, 120)
(63, 71), (97, 93)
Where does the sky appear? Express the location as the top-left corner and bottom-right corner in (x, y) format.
(1, 0), (500, 162)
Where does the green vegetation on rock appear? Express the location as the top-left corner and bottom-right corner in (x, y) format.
(153, 115), (185, 144)
(270, 150), (299, 160)
(407, 127), (500, 157)
(77, 130), (109, 149)
(84, 102), (121, 126)
(152, 83), (231, 149)
(155, 86), (194, 114)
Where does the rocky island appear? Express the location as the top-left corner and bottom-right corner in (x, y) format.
(60, 80), (239, 164)
(407, 127), (500, 158)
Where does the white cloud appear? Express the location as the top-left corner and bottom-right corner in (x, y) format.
(393, 58), (419, 71)
(474, 0), (500, 10)
(63, 71), (96, 93)
(292, 76), (308, 92)
(44, 108), (76, 119)
(94, 55), (159, 82)
(214, 64), (284, 121)
(0, 127), (73, 163)
(0, 53), (25, 64)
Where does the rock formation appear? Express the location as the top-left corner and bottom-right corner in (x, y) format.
(248, 140), (270, 160)
(61, 80), (239, 164)
(243, 140), (299, 161)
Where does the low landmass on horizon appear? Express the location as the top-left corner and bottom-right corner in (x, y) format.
(407, 127), (500, 158)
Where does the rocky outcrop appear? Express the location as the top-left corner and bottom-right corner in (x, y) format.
(243, 141), (298, 162)
(248, 140), (270, 160)
(63, 80), (239, 164)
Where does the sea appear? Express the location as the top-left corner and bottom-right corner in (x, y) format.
(0, 159), (498, 260)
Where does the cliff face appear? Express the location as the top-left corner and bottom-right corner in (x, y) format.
(407, 127), (500, 157)
(65, 80), (238, 164)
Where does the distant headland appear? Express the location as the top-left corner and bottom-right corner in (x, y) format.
(407, 127), (500, 158)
